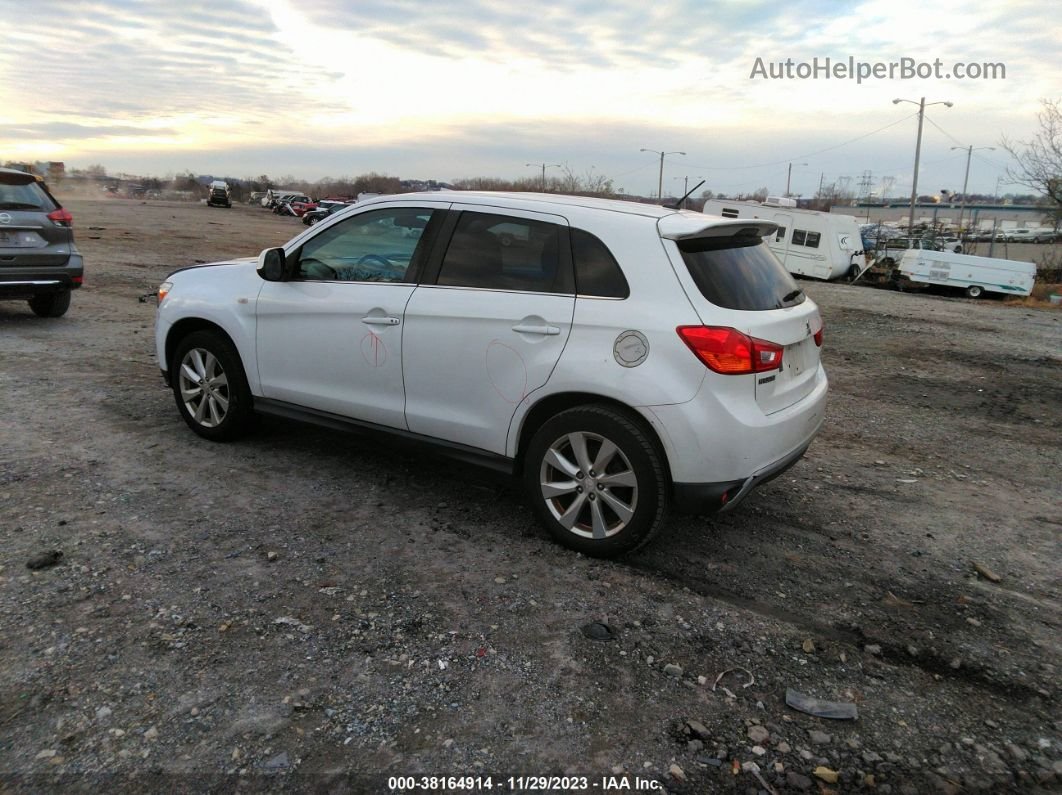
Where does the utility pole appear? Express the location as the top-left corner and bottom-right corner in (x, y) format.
(673, 175), (705, 208)
(641, 148), (685, 200)
(526, 162), (561, 191)
(786, 162), (807, 197)
(894, 96), (953, 236)
(950, 145), (995, 236)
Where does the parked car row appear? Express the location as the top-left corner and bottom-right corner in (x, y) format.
(972, 227), (1059, 243)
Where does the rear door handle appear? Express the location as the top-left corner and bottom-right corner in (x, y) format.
(362, 316), (400, 326)
(512, 323), (560, 336)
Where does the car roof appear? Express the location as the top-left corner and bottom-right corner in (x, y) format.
(0, 166), (42, 184)
(360, 190), (680, 220)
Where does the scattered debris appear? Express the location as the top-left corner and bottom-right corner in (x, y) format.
(712, 666), (755, 698)
(273, 616), (312, 633)
(973, 562), (1002, 583)
(685, 719), (711, 741)
(802, 638), (816, 654)
(663, 663), (683, 678)
(668, 763), (686, 782)
(741, 760), (778, 794)
(786, 689), (859, 720)
(813, 765), (839, 784)
(580, 622), (614, 641)
(883, 590), (916, 608)
(26, 550), (63, 570)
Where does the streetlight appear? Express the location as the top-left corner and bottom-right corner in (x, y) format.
(894, 96), (953, 235)
(526, 162), (561, 191)
(786, 162), (807, 198)
(640, 148), (685, 200)
(950, 145), (995, 236)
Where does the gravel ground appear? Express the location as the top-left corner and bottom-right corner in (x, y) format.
(1, 198), (1060, 793)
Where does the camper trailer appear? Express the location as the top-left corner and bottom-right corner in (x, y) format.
(700, 197), (866, 280)
(898, 249), (1035, 298)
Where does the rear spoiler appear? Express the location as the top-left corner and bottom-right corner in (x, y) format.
(658, 214), (777, 241)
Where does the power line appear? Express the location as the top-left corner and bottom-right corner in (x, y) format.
(683, 111), (918, 171)
(922, 115), (966, 148)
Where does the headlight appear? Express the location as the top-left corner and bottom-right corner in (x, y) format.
(157, 281), (173, 304)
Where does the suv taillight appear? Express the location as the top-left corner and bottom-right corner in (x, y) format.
(676, 326), (783, 375)
(813, 316), (824, 347)
(47, 208), (73, 227)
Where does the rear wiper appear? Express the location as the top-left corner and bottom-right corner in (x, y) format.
(781, 288), (804, 304)
(0, 202), (43, 210)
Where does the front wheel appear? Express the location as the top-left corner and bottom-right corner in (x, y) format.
(171, 330), (254, 441)
(523, 405), (669, 557)
(28, 290), (71, 318)
(965, 285), (984, 298)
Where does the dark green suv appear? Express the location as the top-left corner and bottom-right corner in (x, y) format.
(0, 167), (83, 317)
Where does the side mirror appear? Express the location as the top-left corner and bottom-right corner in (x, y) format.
(257, 247), (292, 281)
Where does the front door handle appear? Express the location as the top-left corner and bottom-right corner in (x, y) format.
(362, 316), (400, 326)
(512, 323), (560, 336)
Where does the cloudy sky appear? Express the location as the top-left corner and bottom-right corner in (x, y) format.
(1, 0), (1058, 198)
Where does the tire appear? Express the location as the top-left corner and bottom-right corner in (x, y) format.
(171, 330), (254, 441)
(28, 290), (71, 318)
(965, 285), (984, 298)
(847, 263), (861, 281)
(523, 404), (669, 557)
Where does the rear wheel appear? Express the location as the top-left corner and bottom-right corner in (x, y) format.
(965, 285), (984, 298)
(28, 290), (71, 318)
(524, 405), (668, 557)
(171, 330), (254, 441)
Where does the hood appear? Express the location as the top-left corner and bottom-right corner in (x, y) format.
(167, 256), (256, 279)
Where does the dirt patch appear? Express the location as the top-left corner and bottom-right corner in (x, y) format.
(1, 199), (1060, 792)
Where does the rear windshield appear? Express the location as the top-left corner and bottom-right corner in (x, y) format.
(0, 174), (58, 212)
(677, 234), (804, 311)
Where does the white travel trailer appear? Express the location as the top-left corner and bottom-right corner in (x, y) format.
(898, 249), (1035, 298)
(700, 197), (866, 280)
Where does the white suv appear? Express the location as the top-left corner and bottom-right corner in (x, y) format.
(155, 192), (827, 556)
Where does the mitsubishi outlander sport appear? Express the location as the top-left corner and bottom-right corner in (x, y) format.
(155, 192), (827, 556)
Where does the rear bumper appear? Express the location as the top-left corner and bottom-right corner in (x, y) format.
(641, 364), (827, 514)
(671, 438), (813, 515)
(0, 252), (84, 297)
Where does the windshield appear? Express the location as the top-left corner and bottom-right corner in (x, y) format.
(677, 233), (804, 311)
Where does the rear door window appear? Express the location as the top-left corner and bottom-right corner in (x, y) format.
(677, 233), (804, 310)
(436, 211), (573, 294)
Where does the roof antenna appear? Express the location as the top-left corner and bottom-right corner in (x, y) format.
(665, 180), (705, 210)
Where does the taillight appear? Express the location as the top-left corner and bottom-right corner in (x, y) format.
(812, 315), (824, 347)
(676, 326), (783, 375)
(47, 208), (73, 227)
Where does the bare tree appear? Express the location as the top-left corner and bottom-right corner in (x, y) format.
(1000, 98), (1062, 209)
